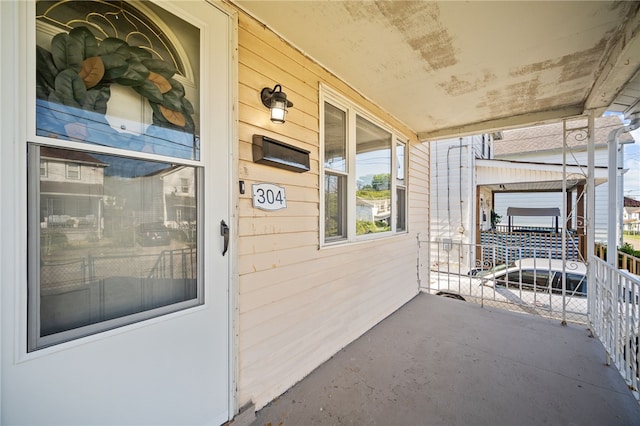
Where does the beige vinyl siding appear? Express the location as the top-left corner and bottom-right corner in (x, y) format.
(235, 7), (429, 409)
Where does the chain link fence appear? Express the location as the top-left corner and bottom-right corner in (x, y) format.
(39, 248), (198, 336)
(41, 248), (197, 292)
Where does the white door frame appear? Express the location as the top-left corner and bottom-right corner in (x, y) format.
(0, 1), (239, 424)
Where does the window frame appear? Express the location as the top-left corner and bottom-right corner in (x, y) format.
(395, 138), (407, 233)
(320, 85), (408, 247)
(26, 0), (209, 352)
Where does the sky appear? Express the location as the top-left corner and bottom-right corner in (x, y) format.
(625, 129), (640, 201)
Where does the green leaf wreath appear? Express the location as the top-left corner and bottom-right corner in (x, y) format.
(36, 26), (195, 133)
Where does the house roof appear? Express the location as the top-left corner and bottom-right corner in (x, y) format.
(625, 197), (640, 207)
(40, 146), (108, 167)
(234, 1), (640, 139)
(493, 115), (635, 157)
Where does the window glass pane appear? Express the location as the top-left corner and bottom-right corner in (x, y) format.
(566, 273), (587, 295)
(324, 102), (346, 172)
(396, 187), (406, 232)
(30, 145), (201, 350)
(324, 173), (346, 241)
(66, 163), (80, 179)
(35, 1), (200, 160)
(552, 273), (587, 295)
(355, 115), (391, 235)
(396, 141), (405, 184)
(520, 270), (550, 289)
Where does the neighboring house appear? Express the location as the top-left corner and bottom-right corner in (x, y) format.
(493, 115), (634, 244)
(139, 165), (197, 226)
(429, 116), (628, 271)
(429, 133), (493, 268)
(624, 197), (640, 233)
(39, 146), (107, 240)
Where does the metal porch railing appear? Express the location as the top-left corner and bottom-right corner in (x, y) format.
(589, 257), (639, 399)
(420, 238), (587, 325)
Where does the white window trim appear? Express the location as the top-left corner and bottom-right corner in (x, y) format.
(320, 84), (408, 248)
(396, 138), (408, 232)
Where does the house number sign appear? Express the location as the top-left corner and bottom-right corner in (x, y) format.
(252, 183), (287, 211)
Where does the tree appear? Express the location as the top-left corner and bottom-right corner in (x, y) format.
(371, 173), (390, 190)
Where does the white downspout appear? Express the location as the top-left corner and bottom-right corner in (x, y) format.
(607, 116), (640, 265)
(587, 112), (595, 330)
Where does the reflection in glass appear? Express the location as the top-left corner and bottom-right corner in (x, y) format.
(396, 140), (406, 232)
(355, 116), (391, 235)
(30, 145), (201, 349)
(35, 1), (200, 160)
(324, 102), (346, 172)
(36, 100), (199, 159)
(396, 188), (406, 232)
(324, 173), (346, 240)
(396, 142), (405, 184)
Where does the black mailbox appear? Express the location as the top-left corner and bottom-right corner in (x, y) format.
(252, 134), (310, 173)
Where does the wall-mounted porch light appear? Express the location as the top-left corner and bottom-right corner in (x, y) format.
(261, 84), (293, 123)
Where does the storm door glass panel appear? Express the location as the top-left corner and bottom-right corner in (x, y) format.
(324, 102), (346, 172)
(355, 115), (391, 236)
(35, 1), (200, 160)
(28, 145), (202, 351)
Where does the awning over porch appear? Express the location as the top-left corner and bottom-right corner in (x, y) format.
(475, 159), (609, 192)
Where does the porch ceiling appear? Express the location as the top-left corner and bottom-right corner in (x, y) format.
(234, 1), (640, 139)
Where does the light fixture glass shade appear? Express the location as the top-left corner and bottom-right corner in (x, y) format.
(270, 97), (287, 123)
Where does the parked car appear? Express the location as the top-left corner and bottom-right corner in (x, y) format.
(136, 222), (171, 246)
(429, 258), (589, 319)
(477, 258), (587, 297)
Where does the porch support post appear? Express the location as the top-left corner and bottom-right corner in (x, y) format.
(607, 115), (640, 265)
(587, 112), (595, 323)
(562, 119), (568, 324)
(475, 187), (481, 265)
(608, 131), (617, 265)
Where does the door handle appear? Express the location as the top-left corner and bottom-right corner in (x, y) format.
(220, 220), (229, 256)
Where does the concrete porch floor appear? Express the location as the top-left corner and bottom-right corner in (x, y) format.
(251, 293), (640, 426)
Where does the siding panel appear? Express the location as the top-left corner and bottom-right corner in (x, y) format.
(234, 6), (428, 410)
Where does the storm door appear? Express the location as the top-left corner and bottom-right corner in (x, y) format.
(18, 1), (233, 424)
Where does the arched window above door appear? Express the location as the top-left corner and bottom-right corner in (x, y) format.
(35, 0), (201, 160)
